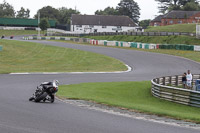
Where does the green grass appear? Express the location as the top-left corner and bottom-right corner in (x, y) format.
(85, 35), (200, 45)
(0, 40), (127, 73)
(128, 48), (200, 63)
(0, 30), (38, 36)
(145, 24), (196, 33)
(50, 38), (200, 63)
(57, 81), (200, 123)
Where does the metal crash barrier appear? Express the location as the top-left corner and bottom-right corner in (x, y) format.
(151, 74), (200, 108)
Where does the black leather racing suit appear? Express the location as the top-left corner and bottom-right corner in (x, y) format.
(40, 82), (55, 101)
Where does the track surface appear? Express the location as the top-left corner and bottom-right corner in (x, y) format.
(0, 38), (200, 133)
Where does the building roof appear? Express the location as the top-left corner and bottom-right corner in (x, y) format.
(163, 10), (200, 19)
(0, 17), (56, 27)
(71, 14), (136, 27)
(151, 15), (164, 22)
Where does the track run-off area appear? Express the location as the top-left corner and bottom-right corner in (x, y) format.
(0, 37), (200, 133)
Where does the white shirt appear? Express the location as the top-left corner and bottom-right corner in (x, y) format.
(186, 73), (192, 82)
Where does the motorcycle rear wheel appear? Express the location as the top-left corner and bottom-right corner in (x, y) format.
(35, 92), (48, 102)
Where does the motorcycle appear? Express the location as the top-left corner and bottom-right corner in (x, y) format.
(29, 80), (59, 103)
(10, 35), (14, 39)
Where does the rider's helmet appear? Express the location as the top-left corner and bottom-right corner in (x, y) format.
(53, 80), (59, 87)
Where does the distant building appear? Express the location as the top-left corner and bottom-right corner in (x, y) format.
(149, 15), (163, 27)
(150, 10), (200, 26)
(71, 14), (138, 33)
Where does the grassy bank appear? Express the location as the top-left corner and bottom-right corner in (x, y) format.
(145, 24), (196, 33)
(0, 30), (38, 36)
(85, 35), (200, 45)
(124, 47), (200, 63)
(0, 40), (126, 73)
(50, 39), (200, 63)
(57, 81), (200, 123)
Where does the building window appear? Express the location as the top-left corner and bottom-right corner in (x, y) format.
(102, 26), (107, 28)
(169, 20), (173, 24)
(117, 26), (121, 28)
(89, 25), (94, 28)
(178, 21), (182, 24)
(154, 23), (159, 26)
(76, 25), (82, 28)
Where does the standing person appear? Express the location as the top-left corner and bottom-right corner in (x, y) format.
(186, 70), (193, 89)
(182, 73), (187, 89)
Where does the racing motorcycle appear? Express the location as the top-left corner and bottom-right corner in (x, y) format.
(29, 80), (59, 103)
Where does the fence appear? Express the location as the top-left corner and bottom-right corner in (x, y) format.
(49, 31), (196, 37)
(151, 74), (200, 107)
(196, 24), (200, 39)
(88, 31), (195, 37)
(23, 36), (200, 52)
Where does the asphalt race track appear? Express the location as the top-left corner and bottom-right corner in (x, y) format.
(0, 38), (200, 133)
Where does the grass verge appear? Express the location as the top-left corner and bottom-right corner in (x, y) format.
(0, 30), (38, 36)
(0, 40), (127, 73)
(84, 35), (200, 45)
(129, 47), (200, 63)
(49, 39), (200, 63)
(145, 24), (196, 33)
(57, 81), (200, 123)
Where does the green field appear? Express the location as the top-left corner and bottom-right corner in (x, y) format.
(85, 35), (200, 45)
(57, 81), (200, 123)
(51, 38), (200, 63)
(129, 47), (200, 63)
(0, 30), (38, 36)
(0, 40), (126, 73)
(145, 24), (196, 33)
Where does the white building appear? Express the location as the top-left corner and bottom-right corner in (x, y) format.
(71, 14), (138, 33)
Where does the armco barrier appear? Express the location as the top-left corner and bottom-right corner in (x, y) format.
(50, 31), (195, 37)
(23, 36), (200, 52)
(151, 74), (200, 107)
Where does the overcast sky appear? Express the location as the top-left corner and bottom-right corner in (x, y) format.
(3, 0), (160, 20)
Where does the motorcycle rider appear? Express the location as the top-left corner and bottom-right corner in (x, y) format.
(29, 80), (59, 103)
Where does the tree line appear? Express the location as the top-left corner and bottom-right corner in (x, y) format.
(0, 0), (140, 24)
(1, 0), (200, 29)
(156, 0), (200, 14)
(0, 0), (79, 25)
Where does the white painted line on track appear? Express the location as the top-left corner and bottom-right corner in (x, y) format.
(9, 64), (132, 75)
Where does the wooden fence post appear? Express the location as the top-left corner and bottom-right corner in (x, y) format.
(169, 76), (172, 85)
(176, 75), (179, 86)
(163, 77), (166, 85)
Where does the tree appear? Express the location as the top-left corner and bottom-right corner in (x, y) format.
(179, 0), (198, 6)
(34, 6), (60, 21)
(58, 7), (80, 25)
(155, 0), (200, 14)
(182, 1), (200, 10)
(155, 0), (180, 14)
(0, 0), (15, 17)
(95, 7), (118, 15)
(139, 19), (151, 29)
(16, 7), (30, 18)
(117, 0), (140, 23)
(39, 18), (50, 32)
